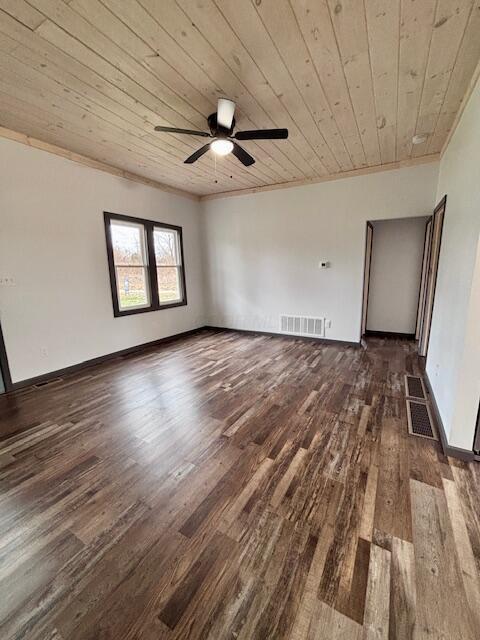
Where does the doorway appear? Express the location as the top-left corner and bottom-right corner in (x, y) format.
(361, 217), (429, 339)
(0, 321), (12, 394)
(360, 196), (447, 356)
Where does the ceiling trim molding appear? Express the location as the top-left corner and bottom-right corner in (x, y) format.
(441, 58), (480, 159)
(0, 126), (199, 202)
(0, 126), (441, 203)
(199, 154), (441, 202)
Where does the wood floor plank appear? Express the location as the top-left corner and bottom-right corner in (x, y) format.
(389, 537), (416, 640)
(359, 463), (379, 542)
(159, 530), (235, 630)
(289, 522), (335, 639)
(362, 543), (391, 640)
(410, 478), (477, 640)
(336, 536), (371, 625)
(270, 446), (307, 508)
(218, 456), (274, 536)
(374, 417), (412, 542)
(450, 464), (480, 578)
(55, 526), (184, 639)
(443, 477), (480, 630)
(307, 599), (362, 640)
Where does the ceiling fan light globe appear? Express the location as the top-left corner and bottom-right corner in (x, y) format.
(211, 139), (234, 156)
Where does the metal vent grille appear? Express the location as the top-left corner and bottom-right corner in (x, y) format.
(34, 377), (63, 388)
(406, 399), (437, 440)
(405, 375), (426, 400)
(280, 315), (325, 338)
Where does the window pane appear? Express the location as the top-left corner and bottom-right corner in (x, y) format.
(157, 266), (181, 303)
(112, 222), (146, 266)
(116, 266), (150, 309)
(154, 229), (179, 266)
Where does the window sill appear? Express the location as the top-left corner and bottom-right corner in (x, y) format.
(113, 300), (187, 318)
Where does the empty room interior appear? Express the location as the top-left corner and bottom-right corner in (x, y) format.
(1, 1), (480, 638)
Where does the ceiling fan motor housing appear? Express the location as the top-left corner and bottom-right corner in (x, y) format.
(208, 113), (235, 138)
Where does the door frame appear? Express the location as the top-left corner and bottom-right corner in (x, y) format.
(415, 217), (433, 341)
(474, 403), (480, 456)
(360, 221), (374, 337)
(418, 195), (447, 357)
(0, 321), (12, 393)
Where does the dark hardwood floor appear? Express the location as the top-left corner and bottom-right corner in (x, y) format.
(0, 329), (479, 639)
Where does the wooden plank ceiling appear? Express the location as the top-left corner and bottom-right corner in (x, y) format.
(0, 0), (479, 197)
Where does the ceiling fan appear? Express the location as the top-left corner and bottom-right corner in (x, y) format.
(154, 98), (288, 167)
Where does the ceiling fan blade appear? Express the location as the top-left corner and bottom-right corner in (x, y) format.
(232, 142), (255, 167)
(184, 143), (211, 164)
(154, 125), (210, 137)
(217, 98), (235, 129)
(234, 128), (288, 140)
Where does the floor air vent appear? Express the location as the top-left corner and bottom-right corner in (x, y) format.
(406, 399), (437, 440)
(405, 375), (426, 400)
(33, 377), (63, 388)
(280, 315), (325, 338)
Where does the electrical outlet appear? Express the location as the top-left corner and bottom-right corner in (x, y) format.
(0, 276), (16, 286)
(41, 347), (49, 358)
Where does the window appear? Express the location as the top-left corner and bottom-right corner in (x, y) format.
(154, 227), (183, 304)
(111, 219), (151, 311)
(104, 212), (187, 317)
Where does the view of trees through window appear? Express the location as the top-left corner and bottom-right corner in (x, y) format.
(154, 229), (182, 303)
(111, 222), (150, 309)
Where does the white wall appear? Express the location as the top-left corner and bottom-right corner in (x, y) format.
(367, 217), (427, 334)
(201, 163), (438, 343)
(0, 138), (205, 383)
(426, 75), (480, 451)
